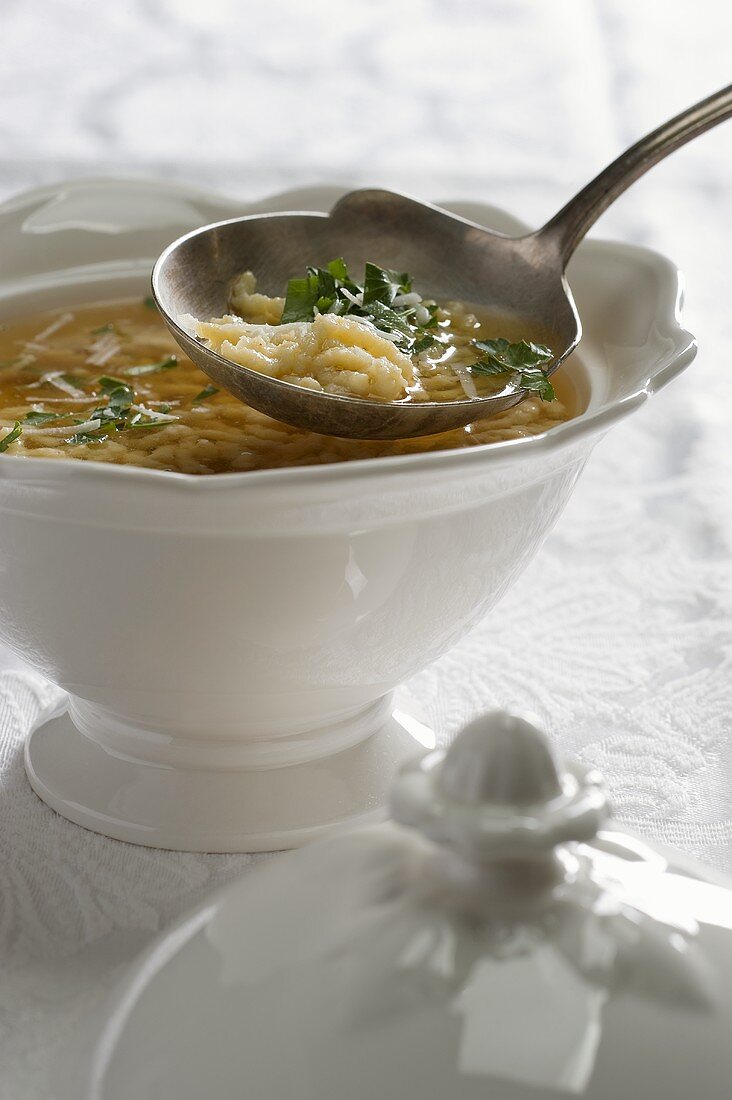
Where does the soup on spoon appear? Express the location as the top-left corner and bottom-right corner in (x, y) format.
(181, 259), (557, 408)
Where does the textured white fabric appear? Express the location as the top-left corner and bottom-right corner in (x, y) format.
(1, 1), (732, 1096)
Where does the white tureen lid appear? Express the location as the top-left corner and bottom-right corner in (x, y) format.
(93, 712), (732, 1099)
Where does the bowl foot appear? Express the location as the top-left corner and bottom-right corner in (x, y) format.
(24, 698), (434, 852)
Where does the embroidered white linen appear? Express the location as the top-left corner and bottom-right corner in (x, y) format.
(1, 0), (732, 1096)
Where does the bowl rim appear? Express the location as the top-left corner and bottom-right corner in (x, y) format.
(0, 178), (697, 493)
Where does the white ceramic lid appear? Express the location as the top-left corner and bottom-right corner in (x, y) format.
(86, 713), (732, 1099)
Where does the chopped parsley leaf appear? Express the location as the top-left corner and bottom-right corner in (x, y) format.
(22, 410), (64, 425)
(66, 428), (114, 444)
(97, 377), (134, 415)
(280, 274), (322, 324)
(192, 385), (219, 403)
(412, 333), (438, 355)
(362, 263), (410, 307)
(279, 259), (436, 353)
(325, 257), (349, 282)
(469, 337), (556, 402)
(98, 375), (130, 392)
(0, 421), (22, 452)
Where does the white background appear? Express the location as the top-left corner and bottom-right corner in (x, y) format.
(1, 2), (732, 1096)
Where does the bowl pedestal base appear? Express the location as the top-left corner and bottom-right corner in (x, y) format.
(24, 695), (434, 853)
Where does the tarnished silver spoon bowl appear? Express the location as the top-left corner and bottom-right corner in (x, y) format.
(152, 83), (732, 441)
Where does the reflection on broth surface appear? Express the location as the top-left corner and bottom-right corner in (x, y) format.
(0, 299), (576, 475)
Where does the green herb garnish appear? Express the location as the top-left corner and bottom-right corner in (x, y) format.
(97, 377), (135, 416)
(18, 370), (181, 447)
(469, 338), (555, 401)
(192, 385), (219, 403)
(91, 322), (115, 335)
(125, 356), (178, 377)
(280, 259), (436, 353)
(472, 338), (553, 372)
(22, 410), (64, 425)
(66, 428), (114, 445)
(280, 274), (322, 324)
(80, 375), (178, 437)
(365, 300), (414, 338)
(143, 296), (157, 310)
(324, 257), (349, 282)
(81, 377), (135, 431)
(412, 333), (438, 355)
(362, 263), (410, 307)
(98, 375), (130, 393)
(0, 421), (22, 452)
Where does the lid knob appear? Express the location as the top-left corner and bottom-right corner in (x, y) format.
(437, 713), (564, 807)
(391, 710), (609, 864)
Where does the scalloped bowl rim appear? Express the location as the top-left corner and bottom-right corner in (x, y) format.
(0, 178), (697, 492)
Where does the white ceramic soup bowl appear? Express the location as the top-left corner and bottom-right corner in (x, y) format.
(0, 180), (695, 852)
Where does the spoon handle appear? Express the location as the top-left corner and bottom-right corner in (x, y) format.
(539, 83), (732, 264)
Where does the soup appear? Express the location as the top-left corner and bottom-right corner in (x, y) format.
(188, 262), (559, 405)
(0, 298), (576, 475)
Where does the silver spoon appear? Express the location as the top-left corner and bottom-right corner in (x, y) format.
(153, 83), (732, 441)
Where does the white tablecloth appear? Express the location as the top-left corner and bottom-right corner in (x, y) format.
(1, 2), (732, 1096)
